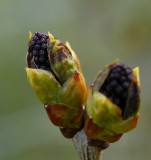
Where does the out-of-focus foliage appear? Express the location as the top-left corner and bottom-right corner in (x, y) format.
(0, 0), (150, 160)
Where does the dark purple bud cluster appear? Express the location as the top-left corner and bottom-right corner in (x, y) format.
(99, 63), (133, 111)
(29, 32), (50, 70)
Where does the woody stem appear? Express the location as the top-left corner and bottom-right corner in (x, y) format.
(72, 129), (103, 160)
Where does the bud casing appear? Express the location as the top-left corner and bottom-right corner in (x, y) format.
(26, 32), (87, 137)
(85, 60), (141, 142)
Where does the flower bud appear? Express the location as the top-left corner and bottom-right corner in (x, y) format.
(85, 60), (141, 143)
(26, 32), (87, 137)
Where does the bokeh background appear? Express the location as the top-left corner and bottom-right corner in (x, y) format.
(0, 0), (150, 160)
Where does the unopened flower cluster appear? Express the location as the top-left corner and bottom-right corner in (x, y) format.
(26, 32), (141, 144)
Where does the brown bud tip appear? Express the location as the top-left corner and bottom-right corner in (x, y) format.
(88, 139), (110, 150)
(60, 127), (79, 138)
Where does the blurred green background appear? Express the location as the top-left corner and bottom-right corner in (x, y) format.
(0, 0), (150, 159)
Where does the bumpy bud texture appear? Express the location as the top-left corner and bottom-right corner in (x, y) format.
(27, 32), (50, 70)
(99, 63), (132, 112)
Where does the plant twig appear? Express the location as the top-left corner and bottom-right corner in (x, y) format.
(73, 129), (108, 160)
